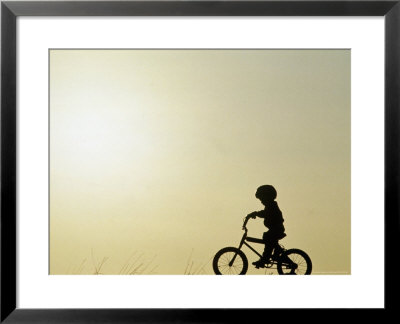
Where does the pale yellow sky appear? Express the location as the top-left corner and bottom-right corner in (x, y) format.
(50, 49), (350, 275)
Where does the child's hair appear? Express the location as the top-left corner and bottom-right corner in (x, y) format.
(255, 185), (277, 200)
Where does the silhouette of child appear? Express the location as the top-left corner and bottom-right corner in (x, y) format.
(247, 185), (286, 268)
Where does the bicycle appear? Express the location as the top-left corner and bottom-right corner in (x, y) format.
(213, 215), (312, 275)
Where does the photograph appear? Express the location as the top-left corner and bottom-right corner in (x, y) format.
(49, 49), (350, 275)
(2, 0), (398, 320)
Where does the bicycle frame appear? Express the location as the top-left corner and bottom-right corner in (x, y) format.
(238, 230), (264, 259)
(228, 217), (280, 267)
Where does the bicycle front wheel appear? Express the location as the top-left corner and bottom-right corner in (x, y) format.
(213, 247), (248, 275)
(277, 249), (312, 275)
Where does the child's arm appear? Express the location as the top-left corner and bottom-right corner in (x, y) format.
(247, 210), (265, 219)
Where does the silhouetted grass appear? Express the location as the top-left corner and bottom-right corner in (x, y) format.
(91, 248), (109, 275)
(64, 249), (158, 275)
(65, 249), (217, 275)
(66, 258), (87, 275)
(184, 250), (212, 275)
(118, 252), (158, 275)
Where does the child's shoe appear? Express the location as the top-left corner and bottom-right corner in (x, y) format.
(252, 258), (269, 268)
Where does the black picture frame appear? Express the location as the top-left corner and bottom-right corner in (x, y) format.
(1, 0), (399, 322)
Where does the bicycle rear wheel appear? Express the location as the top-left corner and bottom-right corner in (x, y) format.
(213, 247), (248, 275)
(277, 248), (312, 275)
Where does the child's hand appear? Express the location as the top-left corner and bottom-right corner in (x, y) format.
(247, 212), (258, 219)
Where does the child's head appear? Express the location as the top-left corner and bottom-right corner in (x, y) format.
(255, 185), (277, 205)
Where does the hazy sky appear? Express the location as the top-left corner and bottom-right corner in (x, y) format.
(49, 49), (350, 275)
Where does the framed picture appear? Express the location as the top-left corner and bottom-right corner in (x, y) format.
(1, 0), (398, 321)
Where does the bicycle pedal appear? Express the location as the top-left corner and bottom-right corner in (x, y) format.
(252, 261), (265, 269)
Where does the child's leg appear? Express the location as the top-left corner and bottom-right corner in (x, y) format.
(253, 231), (283, 267)
(262, 231), (276, 261)
(272, 243), (283, 259)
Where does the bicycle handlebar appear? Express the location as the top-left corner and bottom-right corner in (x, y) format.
(242, 217), (248, 230)
(242, 215), (252, 231)
(242, 213), (257, 231)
